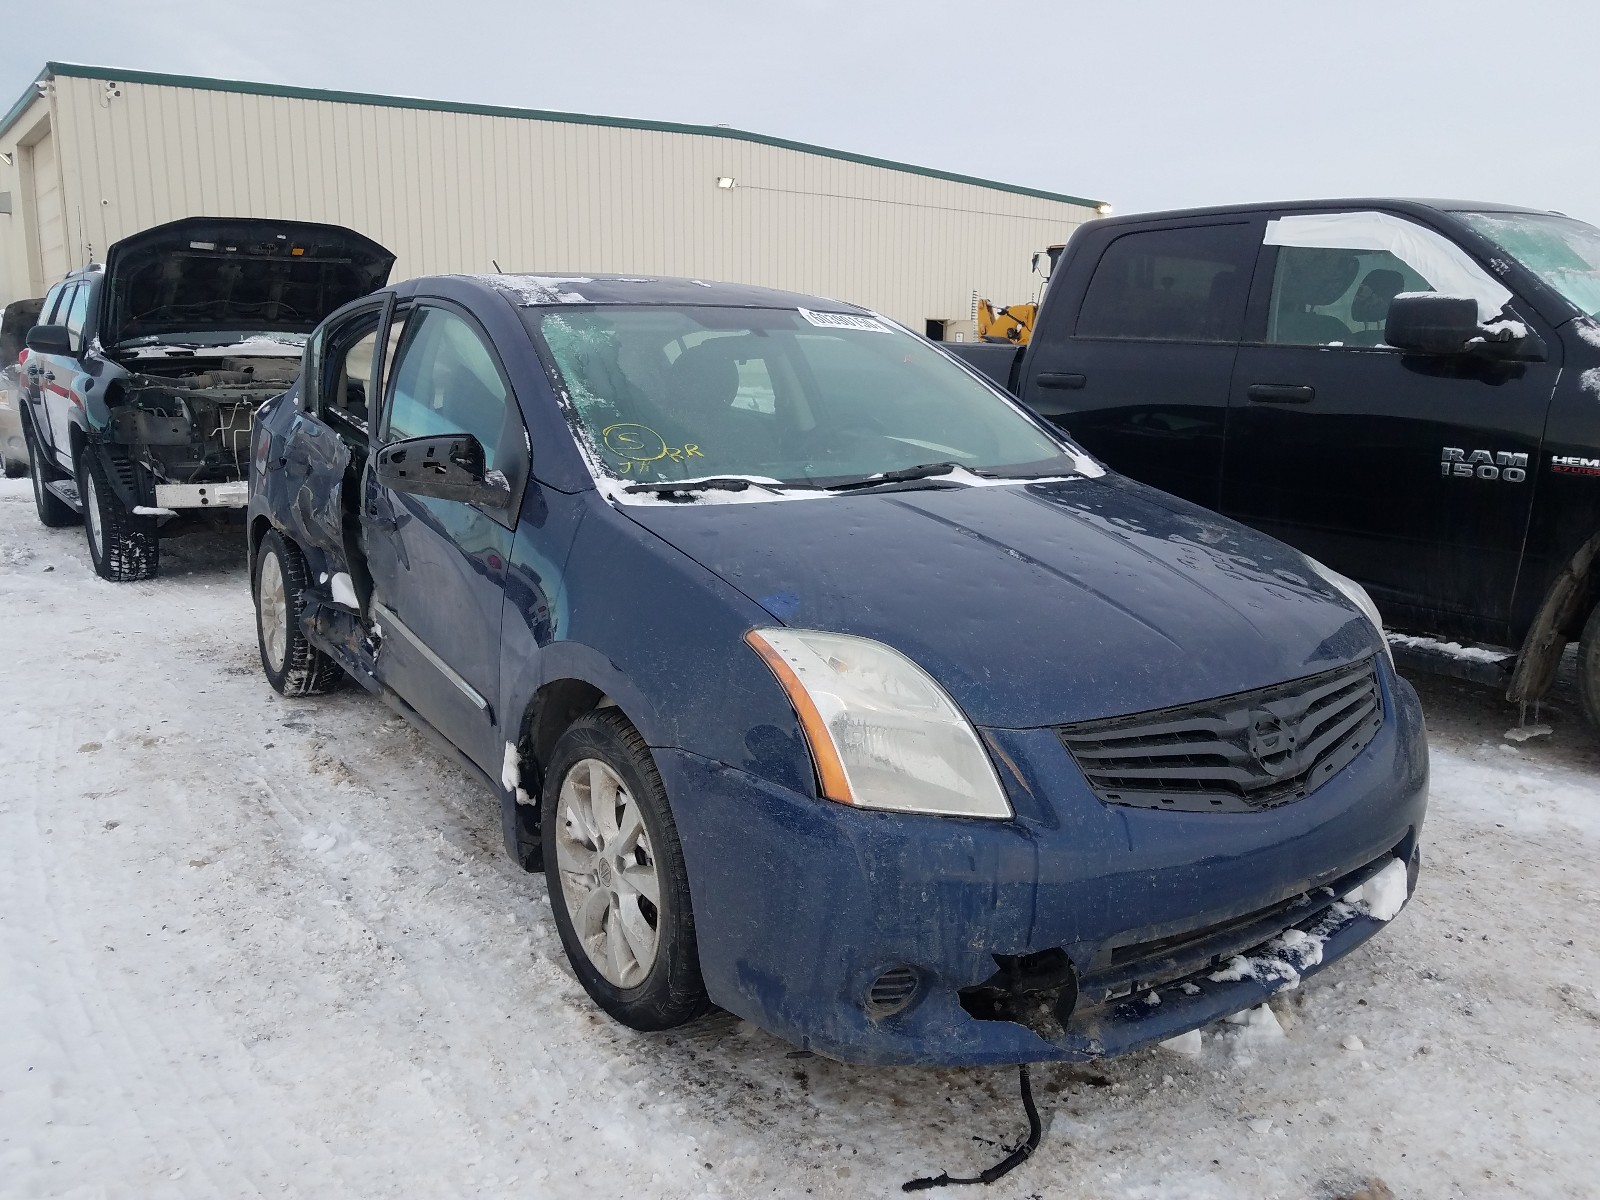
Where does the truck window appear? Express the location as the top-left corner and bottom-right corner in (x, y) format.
(63, 282), (91, 350)
(1075, 224), (1256, 342)
(39, 282), (68, 327)
(1263, 211), (1512, 347)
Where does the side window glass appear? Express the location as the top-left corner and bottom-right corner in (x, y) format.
(326, 326), (377, 432)
(1075, 224), (1256, 342)
(40, 283), (67, 327)
(64, 283), (91, 349)
(385, 307), (508, 463)
(1263, 211), (1513, 347)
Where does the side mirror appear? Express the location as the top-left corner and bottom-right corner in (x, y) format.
(1383, 294), (1479, 354)
(25, 324), (73, 356)
(374, 433), (512, 509)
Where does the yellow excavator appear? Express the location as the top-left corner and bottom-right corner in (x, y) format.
(975, 243), (1067, 345)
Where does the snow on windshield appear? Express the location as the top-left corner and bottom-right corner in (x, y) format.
(1457, 211), (1600, 319)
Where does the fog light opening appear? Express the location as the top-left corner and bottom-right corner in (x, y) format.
(959, 949), (1079, 1042)
(864, 965), (922, 1019)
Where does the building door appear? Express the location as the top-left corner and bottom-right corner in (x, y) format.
(27, 131), (70, 288)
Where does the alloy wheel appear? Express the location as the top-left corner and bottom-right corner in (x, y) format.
(257, 552), (289, 673)
(82, 470), (104, 556)
(554, 757), (661, 987)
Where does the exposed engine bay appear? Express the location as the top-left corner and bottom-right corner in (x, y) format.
(107, 352), (301, 484)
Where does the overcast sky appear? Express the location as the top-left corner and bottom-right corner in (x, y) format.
(4, 0), (1596, 224)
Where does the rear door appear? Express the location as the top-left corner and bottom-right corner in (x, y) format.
(20, 284), (65, 460)
(1220, 209), (1561, 638)
(1019, 218), (1262, 507)
(40, 281), (91, 456)
(273, 294), (395, 585)
(363, 300), (529, 772)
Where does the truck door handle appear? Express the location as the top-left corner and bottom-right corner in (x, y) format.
(1037, 372), (1086, 390)
(1247, 384), (1315, 404)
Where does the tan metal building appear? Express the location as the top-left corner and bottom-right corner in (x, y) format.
(0, 62), (1104, 332)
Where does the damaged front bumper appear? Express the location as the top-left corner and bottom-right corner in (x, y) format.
(659, 670), (1429, 1067)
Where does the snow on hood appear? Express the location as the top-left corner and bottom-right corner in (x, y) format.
(622, 474), (1381, 728)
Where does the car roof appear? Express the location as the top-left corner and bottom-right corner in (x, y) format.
(436, 272), (875, 314)
(1095, 197), (1561, 227)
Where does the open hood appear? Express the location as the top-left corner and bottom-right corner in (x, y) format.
(101, 217), (395, 347)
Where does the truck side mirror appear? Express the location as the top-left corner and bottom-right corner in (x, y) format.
(25, 324), (72, 356)
(374, 433), (512, 509)
(1384, 294), (1480, 354)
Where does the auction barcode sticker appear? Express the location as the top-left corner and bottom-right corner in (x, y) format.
(798, 308), (890, 333)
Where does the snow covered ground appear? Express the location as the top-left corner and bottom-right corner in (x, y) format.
(1, 474), (1597, 1200)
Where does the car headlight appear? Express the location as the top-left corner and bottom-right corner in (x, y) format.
(1305, 557), (1393, 666)
(746, 628), (1012, 819)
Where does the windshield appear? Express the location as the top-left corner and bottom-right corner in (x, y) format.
(530, 306), (1077, 489)
(1457, 210), (1600, 319)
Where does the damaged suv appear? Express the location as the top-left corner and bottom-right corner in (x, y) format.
(19, 217), (392, 579)
(249, 273), (1428, 1066)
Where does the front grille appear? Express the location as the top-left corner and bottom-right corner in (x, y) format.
(1059, 658), (1382, 813)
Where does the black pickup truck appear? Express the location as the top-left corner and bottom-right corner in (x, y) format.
(947, 199), (1600, 727)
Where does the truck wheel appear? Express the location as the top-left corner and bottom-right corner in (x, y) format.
(542, 709), (709, 1031)
(77, 447), (158, 581)
(24, 418), (78, 528)
(1578, 601), (1600, 731)
(254, 529), (344, 696)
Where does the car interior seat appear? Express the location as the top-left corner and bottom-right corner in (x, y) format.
(1274, 249), (1360, 346)
(661, 338), (777, 469)
(1347, 268), (1407, 346)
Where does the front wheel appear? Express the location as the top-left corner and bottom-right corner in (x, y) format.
(542, 710), (708, 1031)
(25, 418), (77, 528)
(78, 447), (157, 580)
(254, 530), (344, 696)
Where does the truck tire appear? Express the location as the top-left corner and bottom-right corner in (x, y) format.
(77, 446), (159, 582)
(24, 417), (78, 528)
(254, 529), (344, 696)
(1578, 600), (1600, 731)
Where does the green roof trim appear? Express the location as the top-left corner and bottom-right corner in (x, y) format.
(0, 66), (49, 142)
(1, 61), (1105, 210)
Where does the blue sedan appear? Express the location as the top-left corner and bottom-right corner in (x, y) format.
(247, 273), (1427, 1066)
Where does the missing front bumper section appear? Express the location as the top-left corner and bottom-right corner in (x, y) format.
(154, 481), (248, 509)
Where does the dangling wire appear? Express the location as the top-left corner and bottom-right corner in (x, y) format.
(902, 1064), (1044, 1191)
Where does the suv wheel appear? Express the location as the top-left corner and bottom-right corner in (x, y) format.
(77, 447), (158, 581)
(254, 530), (345, 696)
(1578, 600), (1600, 731)
(542, 710), (709, 1031)
(24, 418), (77, 528)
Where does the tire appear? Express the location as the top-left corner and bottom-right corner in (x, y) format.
(77, 446), (158, 581)
(1578, 600), (1600, 731)
(24, 417), (77, 528)
(254, 529), (345, 696)
(542, 709), (709, 1031)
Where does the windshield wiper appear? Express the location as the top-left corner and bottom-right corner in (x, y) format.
(824, 462), (959, 491)
(623, 476), (768, 496)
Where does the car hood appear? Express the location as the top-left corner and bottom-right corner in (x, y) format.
(102, 217), (395, 347)
(622, 475), (1382, 728)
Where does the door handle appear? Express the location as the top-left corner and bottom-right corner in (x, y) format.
(1247, 384), (1315, 404)
(1037, 372), (1087, 390)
